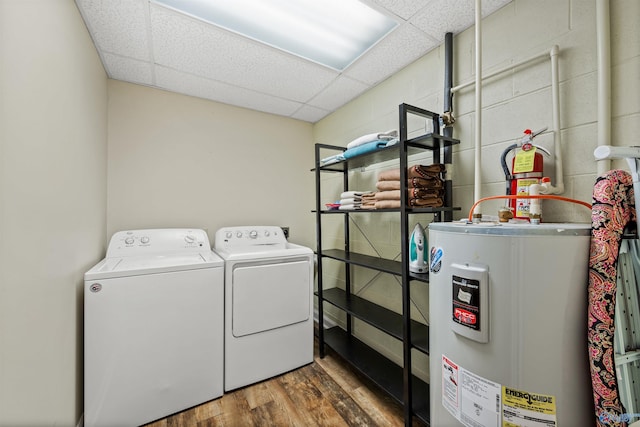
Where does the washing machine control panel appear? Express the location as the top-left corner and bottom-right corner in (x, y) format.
(214, 226), (287, 250)
(106, 229), (210, 257)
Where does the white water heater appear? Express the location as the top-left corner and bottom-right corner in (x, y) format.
(428, 222), (593, 427)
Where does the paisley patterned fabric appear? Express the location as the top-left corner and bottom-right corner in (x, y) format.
(588, 170), (635, 427)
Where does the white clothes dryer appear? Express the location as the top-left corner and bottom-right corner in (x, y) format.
(84, 229), (224, 427)
(213, 226), (314, 391)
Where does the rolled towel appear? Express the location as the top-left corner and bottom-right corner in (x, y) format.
(378, 164), (445, 181)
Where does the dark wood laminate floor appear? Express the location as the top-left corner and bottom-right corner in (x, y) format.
(144, 339), (427, 427)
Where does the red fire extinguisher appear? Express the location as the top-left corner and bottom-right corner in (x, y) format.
(500, 128), (551, 220)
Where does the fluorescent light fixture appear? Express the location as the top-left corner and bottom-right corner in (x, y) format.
(153, 0), (398, 70)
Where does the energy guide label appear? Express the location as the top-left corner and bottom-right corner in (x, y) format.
(502, 387), (556, 427)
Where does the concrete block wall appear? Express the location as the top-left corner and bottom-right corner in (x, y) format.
(312, 0), (640, 382)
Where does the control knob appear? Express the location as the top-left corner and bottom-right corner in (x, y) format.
(184, 235), (195, 244)
(249, 230), (258, 239)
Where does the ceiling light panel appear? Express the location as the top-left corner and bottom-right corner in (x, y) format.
(150, 4), (339, 102)
(152, 0), (398, 70)
(344, 23), (439, 85)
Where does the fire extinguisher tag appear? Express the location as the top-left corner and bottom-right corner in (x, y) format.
(512, 146), (537, 174)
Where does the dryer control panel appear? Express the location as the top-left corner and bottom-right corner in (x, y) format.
(106, 228), (210, 257)
(214, 226), (287, 250)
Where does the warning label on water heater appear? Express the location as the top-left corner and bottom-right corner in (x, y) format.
(452, 275), (480, 330)
(440, 355), (557, 427)
(441, 354), (501, 427)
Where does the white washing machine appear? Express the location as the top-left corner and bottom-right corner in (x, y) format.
(213, 226), (314, 391)
(84, 229), (224, 427)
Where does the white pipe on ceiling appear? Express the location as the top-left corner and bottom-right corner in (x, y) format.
(596, 0), (612, 175)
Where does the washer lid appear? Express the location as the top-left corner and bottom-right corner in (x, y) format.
(85, 251), (223, 280)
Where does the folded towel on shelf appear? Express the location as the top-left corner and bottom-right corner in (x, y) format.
(346, 130), (398, 149)
(338, 204), (363, 211)
(340, 190), (373, 199)
(410, 187), (444, 198)
(410, 197), (444, 207)
(377, 164), (445, 181)
(320, 153), (345, 166)
(342, 140), (389, 159)
(374, 200), (401, 209)
(384, 138), (399, 147)
(373, 188), (443, 201)
(375, 177), (444, 191)
(374, 197), (444, 209)
(362, 201), (376, 210)
(374, 190), (401, 201)
(340, 198), (361, 205)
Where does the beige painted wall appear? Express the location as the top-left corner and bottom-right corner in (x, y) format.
(0, 0), (108, 426)
(2, 0), (638, 424)
(106, 81), (315, 248)
(313, 0), (640, 381)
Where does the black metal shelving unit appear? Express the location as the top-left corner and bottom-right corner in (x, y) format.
(314, 104), (460, 426)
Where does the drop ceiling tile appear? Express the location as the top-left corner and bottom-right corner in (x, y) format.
(410, 1), (474, 41)
(308, 76), (371, 112)
(411, 0), (513, 42)
(291, 105), (331, 123)
(155, 66), (304, 117)
(75, 0), (514, 122)
(102, 53), (153, 85)
(344, 23), (439, 85)
(75, 0), (150, 60)
(368, 0), (427, 19)
(149, 3), (339, 103)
